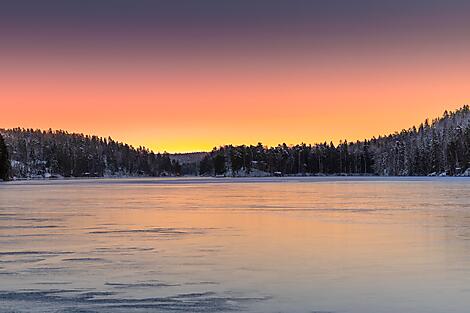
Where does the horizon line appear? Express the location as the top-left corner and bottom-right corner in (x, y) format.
(2, 104), (468, 154)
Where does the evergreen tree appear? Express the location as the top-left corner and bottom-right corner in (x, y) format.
(213, 150), (226, 175)
(199, 155), (213, 176)
(0, 133), (10, 181)
(229, 146), (243, 175)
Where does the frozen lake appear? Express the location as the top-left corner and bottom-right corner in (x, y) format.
(1, 177), (470, 312)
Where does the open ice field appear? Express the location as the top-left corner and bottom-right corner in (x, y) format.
(1, 177), (470, 313)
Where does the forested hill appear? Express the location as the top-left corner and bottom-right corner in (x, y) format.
(0, 129), (182, 179)
(198, 105), (470, 177)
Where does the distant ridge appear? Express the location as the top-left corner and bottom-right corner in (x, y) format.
(2, 105), (470, 179)
(169, 152), (208, 164)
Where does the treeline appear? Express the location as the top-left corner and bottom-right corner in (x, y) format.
(197, 106), (470, 176)
(198, 140), (374, 176)
(0, 129), (182, 179)
(2, 106), (470, 179)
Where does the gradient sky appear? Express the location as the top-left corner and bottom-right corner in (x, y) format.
(1, 0), (469, 152)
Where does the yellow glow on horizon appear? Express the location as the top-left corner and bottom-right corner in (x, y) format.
(1, 43), (469, 153)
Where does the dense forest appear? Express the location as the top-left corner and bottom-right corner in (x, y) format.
(197, 106), (470, 177)
(2, 106), (470, 180)
(0, 129), (181, 179)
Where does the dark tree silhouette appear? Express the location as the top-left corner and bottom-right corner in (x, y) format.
(0, 133), (10, 181)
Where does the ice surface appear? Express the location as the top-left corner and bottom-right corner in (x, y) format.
(1, 177), (470, 312)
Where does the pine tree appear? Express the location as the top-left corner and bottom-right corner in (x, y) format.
(213, 152), (226, 175)
(0, 133), (10, 181)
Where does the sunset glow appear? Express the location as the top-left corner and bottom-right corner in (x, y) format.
(1, 1), (469, 152)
